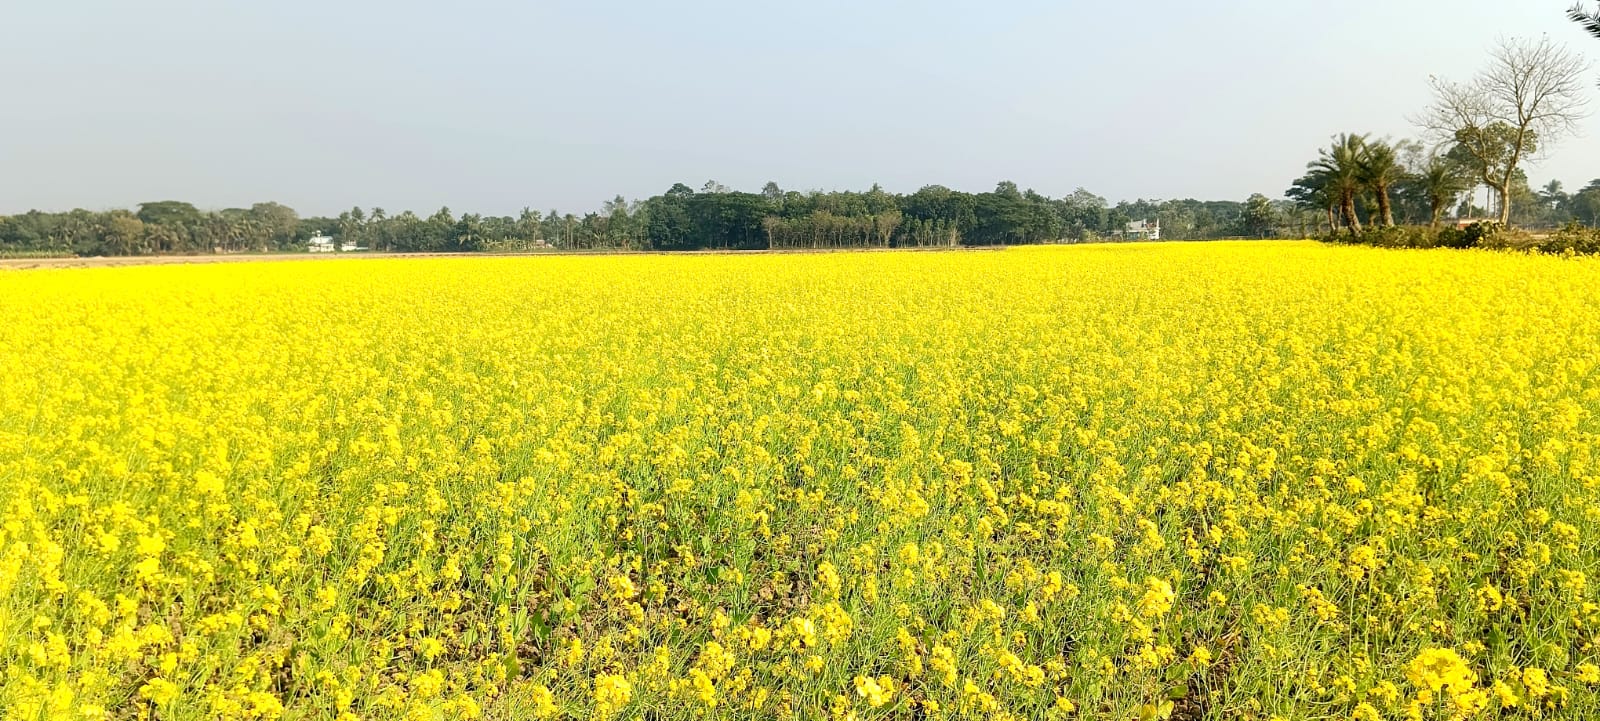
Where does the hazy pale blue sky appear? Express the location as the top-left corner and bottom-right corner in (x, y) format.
(1, 1), (1595, 216)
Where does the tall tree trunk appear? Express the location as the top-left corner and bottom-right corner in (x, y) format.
(1494, 181), (1512, 225)
(1342, 193), (1363, 234)
(1376, 184), (1394, 227)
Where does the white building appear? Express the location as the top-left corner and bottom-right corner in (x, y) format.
(1125, 219), (1161, 241)
(307, 234), (366, 253)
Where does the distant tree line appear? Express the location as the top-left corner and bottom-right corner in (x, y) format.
(0, 182), (1305, 257)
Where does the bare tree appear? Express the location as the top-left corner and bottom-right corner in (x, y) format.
(1415, 36), (1591, 225)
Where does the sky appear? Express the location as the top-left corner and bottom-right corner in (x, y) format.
(1, 0), (1596, 217)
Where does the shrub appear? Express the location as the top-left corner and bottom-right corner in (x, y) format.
(1461, 221), (1501, 249)
(1435, 226), (1471, 249)
(1363, 226), (1413, 248)
(1316, 221), (1588, 254)
(1461, 221), (1539, 251)
(1538, 221), (1600, 256)
(1335, 225), (1450, 249)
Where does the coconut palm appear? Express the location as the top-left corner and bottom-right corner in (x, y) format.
(1311, 134), (1369, 234)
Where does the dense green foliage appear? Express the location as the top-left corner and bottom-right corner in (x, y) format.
(1291, 134), (1597, 231)
(1289, 131), (1598, 236)
(0, 183), (1282, 257)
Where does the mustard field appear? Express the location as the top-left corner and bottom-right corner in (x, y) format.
(6, 242), (1600, 721)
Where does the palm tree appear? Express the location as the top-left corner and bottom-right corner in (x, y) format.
(1287, 170), (1339, 235)
(1360, 140), (1404, 227)
(1572, 3), (1600, 39)
(1312, 134), (1369, 234)
(1573, 4), (1600, 90)
(1413, 153), (1470, 228)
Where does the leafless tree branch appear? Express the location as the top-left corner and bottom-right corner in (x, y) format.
(1413, 36), (1591, 223)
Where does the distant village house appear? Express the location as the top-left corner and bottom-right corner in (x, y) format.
(307, 234), (365, 253)
(1124, 219), (1160, 241)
